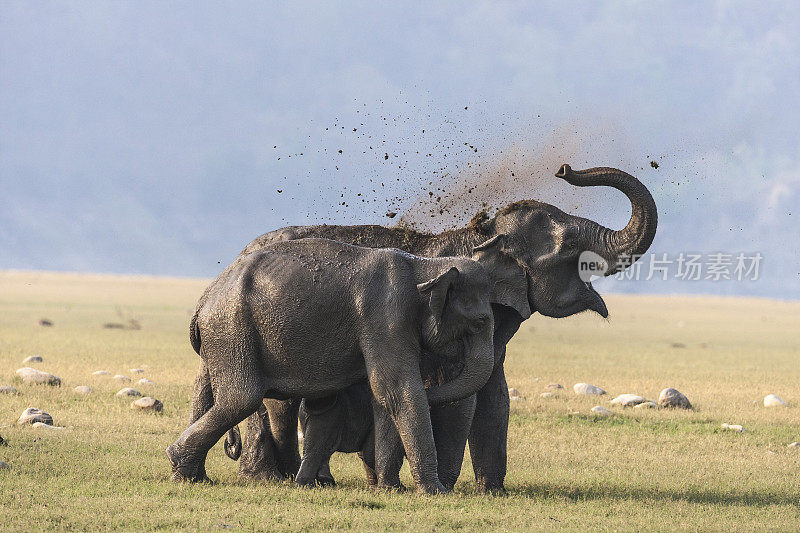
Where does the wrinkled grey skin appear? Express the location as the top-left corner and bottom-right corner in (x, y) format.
(169, 238), (497, 494)
(226, 164), (658, 492)
(295, 383), (376, 488)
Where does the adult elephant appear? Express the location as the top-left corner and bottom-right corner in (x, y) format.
(221, 164), (657, 492)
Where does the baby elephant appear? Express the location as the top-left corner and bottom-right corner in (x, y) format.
(169, 237), (499, 494)
(296, 383), (376, 488)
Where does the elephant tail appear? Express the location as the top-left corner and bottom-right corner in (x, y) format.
(224, 426), (242, 460)
(189, 308), (202, 355)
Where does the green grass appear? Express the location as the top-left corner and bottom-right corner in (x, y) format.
(1, 270), (799, 531)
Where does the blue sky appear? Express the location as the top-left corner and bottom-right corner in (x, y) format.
(1, 2), (798, 297)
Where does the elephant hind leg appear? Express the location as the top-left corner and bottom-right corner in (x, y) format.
(188, 362), (213, 426)
(168, 389), (264, 483)
(168, 343), (267, 483)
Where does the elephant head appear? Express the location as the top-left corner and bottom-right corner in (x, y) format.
(472, 164), (657, 319)
(417, 260), (495, 405)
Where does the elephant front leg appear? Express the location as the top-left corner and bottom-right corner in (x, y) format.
(371, 398), (405, 491)
(467, 362), (509, 493)
(369, 376), (446, 495)
(431, 394), (476, 490)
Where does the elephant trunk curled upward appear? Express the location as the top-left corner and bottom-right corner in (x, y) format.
(169, 237), (498, 494)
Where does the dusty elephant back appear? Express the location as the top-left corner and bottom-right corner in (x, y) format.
(194, 240), (423, 398)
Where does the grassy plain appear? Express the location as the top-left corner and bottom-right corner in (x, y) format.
(0, 270), (799, 531)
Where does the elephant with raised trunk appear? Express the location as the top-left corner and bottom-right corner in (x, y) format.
(222, 164), (658, 492)
(170, 238), (497, 493)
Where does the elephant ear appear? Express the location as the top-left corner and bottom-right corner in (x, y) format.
(417, 266), (460, 322)
(471, 234), (532, 320)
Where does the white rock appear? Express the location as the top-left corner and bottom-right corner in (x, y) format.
(788, 442), (799, 448)
(764, 394), (787, 407)
(131, 397), (163, 412)
(92, 370), (111, 376)
(0, 386), (19, 395)
(137, 379), (155, 386)
(74, 386), (93, 395)
(113, 375), (131, 382)
(507, 388), (521, 397)
(574, 383), (606, 395)
(540, 392), (556, 399)
(545, 383), (564, 390)
(130, 368), (145, 374)
(510, 395), (524, 402)
(32, 422), (65, 430)
(634, 401), (658, 409)
(610, 394), (648, 407)
(0, 461), (10, 470)
(23, 355), (43, 363)
(658, 388), (692, 409)
(18, 407), (53, 425)
(116, 388), (141, 397)
(591, 406), (612, 416)
(16, 367), (61, 386)
(721, 423), (745, 433)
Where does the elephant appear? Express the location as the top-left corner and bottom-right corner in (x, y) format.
(295, 383), (376, 488)
(222, 164), (658, 492)
(168, 237), (499, 494)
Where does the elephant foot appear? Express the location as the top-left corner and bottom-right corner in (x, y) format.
(476, 480), (507, 496)
(166, 445), (212, 484)
(416, 480), (450, 495)
(238, 468), (287, 482)
(316, 474), (336, 487)
(294, 475), (336, 489)
(375, 481), (406, 493)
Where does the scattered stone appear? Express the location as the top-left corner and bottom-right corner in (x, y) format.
(545, 383), (564, 390)
(634, 401), (658, 409)
(22, 355), (43, 363)
(113, 375), (131, 382)
(509, 395), (524, 402)
(788, 442), (799, 448)
(130, 368), (145, 374)
(0, 386), (19, 395)
(540, 392), (556, 399)
(658, 388), (692, 409)
(610, 394), (648, 407)
(507, 388), (521, 397)
(764, 394), (787, 407)
(670, 342), (686, 349)
(39, 318), (54, 327)
(137, 379), (155, 386)
(131, 397), (163, 412)
(721, 423), (744, 433)
(591, 406), (612, 416)
(33, 422), (65, 430)
(18, 408), (53, 426)
(116, 388), (141, 397)
(0, 461), (10, 470)
(16, 367), (61, 386)
(92, 370), (112, 376)
(574, 383), (606, 395)
(74, 386), (93, 395)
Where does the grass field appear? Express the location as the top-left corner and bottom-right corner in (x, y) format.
(1, 270), (799, 531)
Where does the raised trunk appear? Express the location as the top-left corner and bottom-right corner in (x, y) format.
(424, 325), (495, 405)
(555, 164), (658, 274)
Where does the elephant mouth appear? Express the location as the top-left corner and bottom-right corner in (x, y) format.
(523, 269), (609, 319)
(585, 282), (609, 318)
